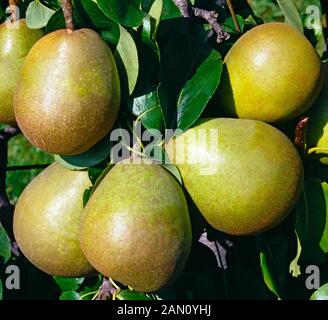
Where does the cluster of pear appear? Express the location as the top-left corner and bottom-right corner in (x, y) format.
(2, 20), (326, 293)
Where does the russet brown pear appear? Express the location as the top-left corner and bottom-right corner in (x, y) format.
(80, 162), (192, 293)
(14, 163), (94, 277)
(14, 28), (120, 155)
(0, 19), (43, 125)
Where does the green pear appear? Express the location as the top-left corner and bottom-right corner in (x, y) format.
(218, 22), (323, 123)
(0, 19), (43, 125)
(166, 118), (303, 236)
(80, 162), (192, 293)
(14, 28), (120, 155)
(307, 67), (328, 164)
(14, 163), (94, 277)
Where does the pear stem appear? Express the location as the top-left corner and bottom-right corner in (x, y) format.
(8, 0), (19, 22)
(60, 0), (74, 33)
(226, 0), (241, 33)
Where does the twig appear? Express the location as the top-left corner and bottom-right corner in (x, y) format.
(60, 0), (74, 33)
(172, 0), (230, 43)
(193, 8), (230, 43)
(172, 0), (190, 18)
(226, 0), (241, 33)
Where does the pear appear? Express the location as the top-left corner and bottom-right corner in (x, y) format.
(166, 118), (303, 236)
(80, 162), (192, 293)
(13, 163), (94, 277)
(14, 28), (120, 155)
(219, 22), (323, 123)
(0, 19), (43, 125)
(307, 66), (328, 164)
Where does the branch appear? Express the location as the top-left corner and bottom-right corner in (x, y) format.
(193, 8), (230, 43)
(60, 0), (74, 33)
(172, 0), (230, 43)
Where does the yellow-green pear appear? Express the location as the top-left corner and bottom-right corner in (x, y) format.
(0, 19), (43, 125)
(219, 22), (323, 123)
(14, 28), (120, 155)
(166, 118), (303, 236)
(80, 162), (192, 293)
(14, 163), (94, 277)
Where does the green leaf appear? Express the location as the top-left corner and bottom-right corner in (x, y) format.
(132, 91), (165, 131)
(177, 49), (223, 131)
(310, 283), (328, 300)
(161, 0), (181, 20)
(149, 0), (163, 26)
(117, 290), (154, 300)
(159, 34), (216, 129)
(59, 135), (112, 168)
(114, 26), (139, 97)
(276, 0), (303, 33)
(54, 155), (87, 171)
(0, 223), (11, 264)
(45, 8), (65, 33)
(161, 164), (182, 185)
(260, 252), (280, 299)
(74, 0), (119, 47)
(295, 179), (328, 264)
(54, 277), (84, 292)
(97, 0), (147, 28)
(26, 0), (56, 29)
(59, 291), (81, 300)
(223, 15), (245, 34)
(0, 279), (2, 300)
(289, 231), (302, 277)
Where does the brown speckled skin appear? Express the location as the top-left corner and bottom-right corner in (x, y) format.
(166, 118), (304, 236)
(14, 28), (120, 155)
(219, 22), (323, 123)
(0, 19), (43, 125)
(13, 163), (94, 277)
(80, 163), (192, 293)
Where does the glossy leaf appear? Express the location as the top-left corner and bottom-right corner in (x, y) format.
(310, 283), (328, 300)
(26, 1), (56, 29)
(223, 15), (245, 34)
(97, 0), (147, 28)
(159, 34), (216, 129)
(161, 0), (181, 20)
(117, 290), (154, 300)
(161, 164), (182, 185)
(45, 8), (65, 33)
(149, 0), (163, 26)
(260, 252), (280, 299)
(114, 26), (139, 96)
(132, 91), (165, 131)
(59, 135), (112, 168)
(76, 0), (120, 46)
(276, 0), (303, 33)
(0, 223), (11, 264)
(177, 49), (223, 131)
(295, 179), (328, 264)
(54, 277), (84, 292)
(59, 291), (81, 300)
